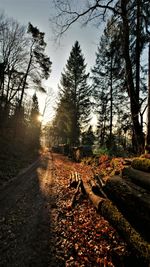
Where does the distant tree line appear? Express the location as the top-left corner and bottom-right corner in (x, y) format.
(48, 0), (150, 155)
(0, 13), (52, 155)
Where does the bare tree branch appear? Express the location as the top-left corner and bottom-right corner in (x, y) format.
(50, 0), (121, 40)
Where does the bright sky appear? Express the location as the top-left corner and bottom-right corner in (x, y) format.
(0, 0), (102, 123)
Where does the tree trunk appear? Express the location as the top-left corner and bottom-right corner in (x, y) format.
(135, 0), (140, 105)
(131, 157), (150, 172)
(122, 166), (150, 190)
(19, 54), (32, 108)
(70, 180), (82, 208)
(104, 175), (150, 242)
(109, 53), (113, 147)
(121, 0), (144, 154)
(82, 179), (150, 263)
(146, 43), (150, 150)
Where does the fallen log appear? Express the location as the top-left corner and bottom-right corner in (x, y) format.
(89, 179), (102, 196)
(70, 180), (82, 208)
(93, 175), (108, 199)
(83, 181), (105, 210)
(122, 166), (150, 190)
(103, 176), (150, 242)
(94, 173), (106, 188)
(124, 158), (133, 165)
(131, 158), (150, 172)
(91, 169), (106, 187)
(82, 180), (150, 263)
(91, 169), (107, 198)
(140, 154), (150, 159)
(70, 172), (81, 188)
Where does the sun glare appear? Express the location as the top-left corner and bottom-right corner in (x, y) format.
(37, 114), (43, 122)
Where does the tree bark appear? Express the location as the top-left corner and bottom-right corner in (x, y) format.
(82, 180), (105, 210)
(146, 43), (150, 150)
(70, 180), (82, 208)
(19, 54), (32, 108)
(131, 157), (150, 172)
(104, 175), (150, 242)
(122, 166), (150, 190)
(82, 179), (150, 263)
(121, 0), (144, 154)
(109, 52), (113, 146)
(135, 0), (140, 105)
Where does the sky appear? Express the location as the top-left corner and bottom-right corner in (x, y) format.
(0, 0), (102, 123)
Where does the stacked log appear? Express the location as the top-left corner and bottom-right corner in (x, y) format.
(90, 175), (108, 198)
(122, 167), (150, 190)
(131, 157), (150, 172)
(82, 179), (150, 264)
(69, 156), (150, 264)
(69, 171), (150, 264)
(104, 175), (150, 241)
(103, 156), (150, 242)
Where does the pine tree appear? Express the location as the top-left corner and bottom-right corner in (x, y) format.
(52, 0), (150, 153)
(19, 22), (52, 108)
(55, 41), (91, 145)
(92, 18), (129, 148)
(29, 93), (41, 148)
(82, 125), (95, 146)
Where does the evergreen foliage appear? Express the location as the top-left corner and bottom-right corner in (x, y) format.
(82, 126), (95, 146)
(54, 41), (91, 145)
(91, 18), (130, 149)
(29, 93), (41, 149)
(52, 0), (150, 153)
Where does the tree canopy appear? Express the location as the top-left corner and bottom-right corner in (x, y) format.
(51, 0), (150, 153)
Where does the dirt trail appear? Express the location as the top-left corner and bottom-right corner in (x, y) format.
(0, 152), (58, 267)
(0, 152), (134, 267)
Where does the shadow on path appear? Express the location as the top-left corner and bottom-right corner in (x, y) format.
(0, 152), (61, 267)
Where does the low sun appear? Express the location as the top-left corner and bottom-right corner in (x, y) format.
(37, 114), (43, 122)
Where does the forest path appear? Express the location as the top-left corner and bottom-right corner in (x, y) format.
(0, 152), (131, 267)
(0, 151), (58, 267)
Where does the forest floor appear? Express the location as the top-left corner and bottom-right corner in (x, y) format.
(0, 150), (139, 267)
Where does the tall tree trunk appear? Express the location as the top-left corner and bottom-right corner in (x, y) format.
(0, 62), (5, 99)
(18, 54), (32, 109)
(109, 54), (113, 146)
(146, 43), (150, 151)
(121, 0), (144, 154)
(135, 0), (140, 104)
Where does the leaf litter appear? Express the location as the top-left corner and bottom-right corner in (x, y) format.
(51, 153), (129, 267)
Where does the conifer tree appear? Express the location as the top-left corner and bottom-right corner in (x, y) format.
(56, 41), (91, 145)
(29, 93), (41, 148)
(52, 0), (150, 153)
(92, 19), (129, 148)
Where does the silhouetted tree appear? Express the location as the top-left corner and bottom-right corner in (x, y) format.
(51, 0), (150, 153)
(92, 18), (129, 148)
(29, 93), (41, 149)
(82, 125), (95, 146)
(54, 41), (91, 145)
(18, 22), (52, 108)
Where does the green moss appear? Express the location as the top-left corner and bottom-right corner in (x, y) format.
(100, 200), (150, 261)
(132, 158), (150, 172)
